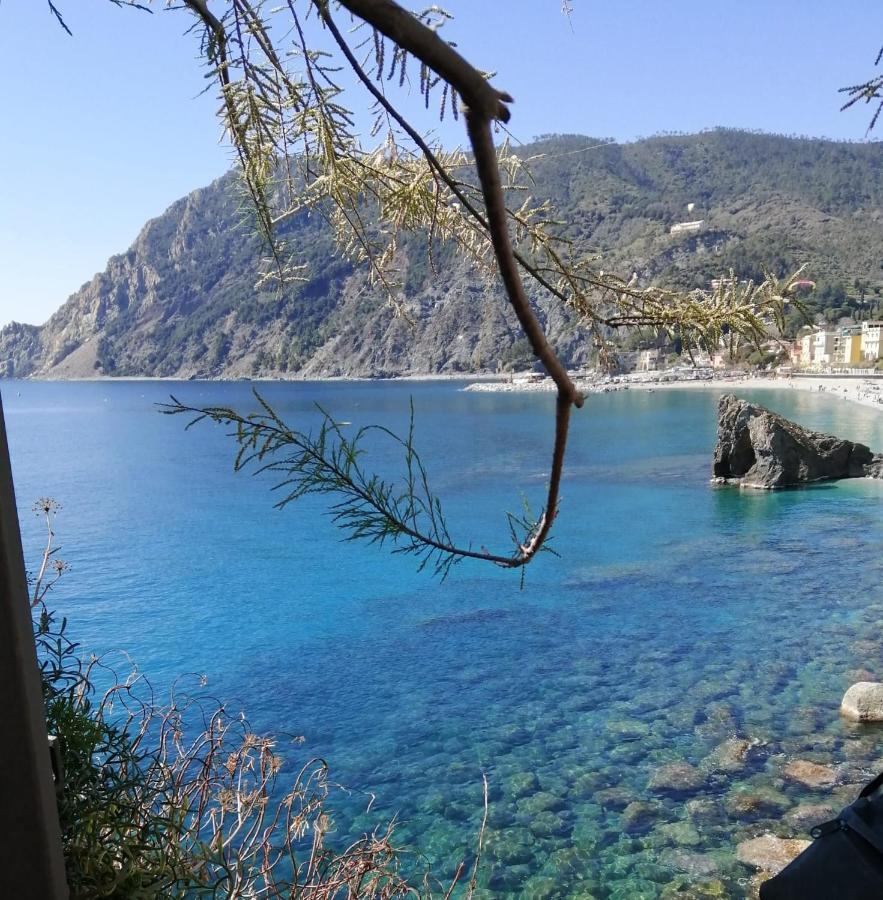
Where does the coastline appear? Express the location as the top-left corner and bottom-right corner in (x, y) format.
(7, 370), (883, 414)
(464, 372), (883, 413)
(1, 372), (507, 385)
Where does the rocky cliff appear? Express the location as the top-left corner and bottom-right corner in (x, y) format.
(5, 130), (883, 379)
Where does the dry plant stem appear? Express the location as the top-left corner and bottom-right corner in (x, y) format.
(465, 773), (489, 900)
(31, 511), (54, 607)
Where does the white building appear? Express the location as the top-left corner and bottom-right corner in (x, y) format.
(799, 331), (815, 365)
(812, 329), (838, 366)
(670, 220), (704, 236)
(637, 349), (661, 372)
(798, 328), (839, 368)
(861, 321), (883, 361)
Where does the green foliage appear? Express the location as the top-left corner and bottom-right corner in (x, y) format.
(37, 606), (191, 898)
(501, 337), (536, 371)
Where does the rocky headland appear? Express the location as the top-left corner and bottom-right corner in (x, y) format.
(6, 131), (883, 380)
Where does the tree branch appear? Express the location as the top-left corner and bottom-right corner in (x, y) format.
(161, 394), (556, 573)
(332, 0), (584, 550)
(335, 0), (513, 123)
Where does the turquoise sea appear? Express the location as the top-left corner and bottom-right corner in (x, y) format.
(6, 380), (883, 898)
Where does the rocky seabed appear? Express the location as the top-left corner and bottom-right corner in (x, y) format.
(319, 544), (883, 899)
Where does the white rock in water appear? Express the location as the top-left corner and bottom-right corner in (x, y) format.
(841, 682), (883, 721)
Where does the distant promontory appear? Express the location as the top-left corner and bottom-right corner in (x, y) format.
(4, 131), (883, 380)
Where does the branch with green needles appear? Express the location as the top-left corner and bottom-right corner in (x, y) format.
(162, 392), (556, 576)
(840, 46), (883, 133)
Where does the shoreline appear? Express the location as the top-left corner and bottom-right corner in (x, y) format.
(5, 371), (883, 413)
(0, 372), (507, 385)
(464, 372), (883, 413)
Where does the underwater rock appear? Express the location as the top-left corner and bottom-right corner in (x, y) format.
(548, 845), (593, 876)
(519, 875), (561, 900)
(700, 738), (752, 774)
(595, 786), (635, 811)
(783, 759), (837, 788)
(735, 833), (810, 874)
(570, 771), (606, 798)
(694, 702), (738, 739)
(486, 825), (536, 865)
(527, 810), (569, 838)
(621, 800), (663, 834)
(685, 797), (723, 825)
(659, 847), (720, 877)
(841, 681), (883, 721)
(648, 761), (705, 794)
(712, 394), (882, 488)
(659, 875), (729, 898)
(604, 717), (651, 739)
(724, 784), (790, 818)
(785, 802), (837, 830)
(506, 771), (539, 798)
(651, 821), (703, 848)
(516, 790), (565, 815)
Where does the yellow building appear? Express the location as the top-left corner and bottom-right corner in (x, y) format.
(835, 328), (862, 366)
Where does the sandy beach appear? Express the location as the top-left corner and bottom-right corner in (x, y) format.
(465, 371), (883, 413)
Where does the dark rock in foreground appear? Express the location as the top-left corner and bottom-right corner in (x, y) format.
(712, 394), (883, 489)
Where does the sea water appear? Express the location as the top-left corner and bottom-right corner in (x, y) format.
(6, 380), (883, 898)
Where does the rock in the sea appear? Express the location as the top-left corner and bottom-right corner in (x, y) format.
(736, 834), (811, 874)
(701, 738), (752, 774)
(841, 681), (883, 721)
(723, 784), (790, 818)
(648, 761), (705, 794)
(783, 759), (837, 788)
(785, 803), (836, 830)
(659, 847), (720, 878)
(621, 799), (663, 833)
(712, 394), (883, 489)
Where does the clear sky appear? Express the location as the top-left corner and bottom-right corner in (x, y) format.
(1, 1), (880, 328)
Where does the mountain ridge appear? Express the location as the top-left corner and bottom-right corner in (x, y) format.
(4, 129), (882, 379)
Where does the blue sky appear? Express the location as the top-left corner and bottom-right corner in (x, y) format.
(1, 0), (880, 327)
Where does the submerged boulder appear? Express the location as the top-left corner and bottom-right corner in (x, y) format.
(648, 761), (705, 794)
(783, 759), (837, 788)
(712, 394), (883, 489)
(736, 834), (811, 874)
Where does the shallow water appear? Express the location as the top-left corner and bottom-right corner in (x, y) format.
(6, 380), (883, 898)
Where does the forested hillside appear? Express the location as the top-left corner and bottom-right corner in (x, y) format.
(3, 130), (882, 379)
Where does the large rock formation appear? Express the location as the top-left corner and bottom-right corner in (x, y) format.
(712, 394), (883, 489)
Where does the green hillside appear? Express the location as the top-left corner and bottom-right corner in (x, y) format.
(3, 130), (881, 378)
